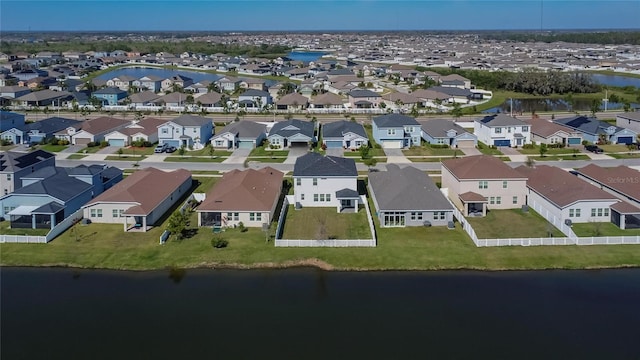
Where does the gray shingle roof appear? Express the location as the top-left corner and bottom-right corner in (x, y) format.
(170, 114), (213, 127)
(240, 89), (270, 97)
(93, 87), (127, 95)
(322, 120), (367, 138)
(476, 114), (528, 127)
(13, 172), (92, 202)
(269, 119), (314, 139)
(553, 116), (626, 136)
(369, 164), (453, 211)
(428, 86), (473, 97)
(293, 152), (357, 177)
(349, 89), (381, 98)
(213, 121), (266, 140)
(24, 117), (82, 135)
(0, 150), (54, 172)
(419, 119), (471, 138)
(373, 114), (420, 128)
(32, 201), (65, 214)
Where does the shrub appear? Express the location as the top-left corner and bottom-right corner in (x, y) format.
(363, 158), (378, 167)
(522, 144), (535, 149)
(237, 222), (248, 233)
(100, 141), (109, 148)
(86, 141), (97, 147)
(58, 139), (69, 145)
(429, 144), (450, 149)
(211, 237), (229, 248)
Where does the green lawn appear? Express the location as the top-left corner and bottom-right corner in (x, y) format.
(249, 146), (289, 157)
(0, 222), (49, 236)
(403, 145), (461, 156)
(0, 145), (17, 151)
(193, 177), (220, 193)
(186, 148), (232, 157)
(343, 147), (385, 157)
(38, 144), (69, 152)
(246, 157), (287, 163)
(409, 157), (453, 162)
(120, 146), (156, 156)
(77, 146), (104, 154)
(105, 155), (147, 161)
(66, 154), (87, 160)
(281, 206), (371, 240)
(164, 156), (226, 163)
(599, 144), (633, 153)
(467, 209), (564, 239)
(477, 142), (503, 156)
(518, 145), (575, 155)
(608, 153), (640, 159)
(572, 223), (640, 237)
(531, 154), (590, 161)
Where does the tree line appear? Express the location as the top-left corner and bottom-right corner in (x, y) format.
(0, 41), (291, 58)
(481, 31), (640, 45)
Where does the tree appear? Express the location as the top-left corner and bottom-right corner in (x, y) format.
(178, 145), (186, 158)
(623, 102), (631, 112)
(359, 144), (371, 160)
(117, 148), (123, 158)
(450, 102), (463, 121)
(166, 211), (188, 241)
(590, 99), (600, 116)
(525, 156), (535, 167)
(539, 143), (548, 157)
(208, 144), (215, 159)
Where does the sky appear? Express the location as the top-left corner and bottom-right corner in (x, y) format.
(1, 0), (639, 31)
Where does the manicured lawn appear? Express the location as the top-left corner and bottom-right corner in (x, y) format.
(0, 145), (17, 151)
(477, 142), (503, 156)
(77, 146), (104, 154)
(572, 223), (640, 237)
(186, 148), (232, 157)
(246, 157), (287, 163)
(281, 206), (371, 240)
(249, 146), (289, 157)
(343, 147), (385, 157)
(402, 145), (460, 156)
(120, 146), (156, 156)
(67, 154), (87, 160)
(518, 145), (575, 155)
(164, 156), (226, 163)
(193, 177), (220, 193)
(467, 209), (564, 239)
(353, 157), (387, 163)
(599, 144), (633, 153)
(609, 153), (640, 159)
(409, 157), (452, 162)
(38, 144), (69, 152)
(105, 155), (147, 161)
(531, 154), (590, 161)
(0, 221), (49, 236)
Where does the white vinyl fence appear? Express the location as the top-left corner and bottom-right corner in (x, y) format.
(0, 209), (83, 244)
(0, 235), (47, 244)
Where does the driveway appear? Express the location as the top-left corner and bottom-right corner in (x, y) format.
(223, 148), (252, 164)
(383, 148), (411, 164)
(325, 148), (343, 157)
(284, 146), (309, 164)
(96, 146), (120, 154)
(460, 146), (481, 156)
(499, 146), (528, 161)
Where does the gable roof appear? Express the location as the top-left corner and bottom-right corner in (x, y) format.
(373, 114), (420, 128)
(427, 86), (473, 97)
(24, 117), (82, 135)
(12, 171), (92, 202)
(239, 89), (270, 97)
(553, 116), (628, 136)
(194, 92), (222, 106)
(85, 168), (191, 216)
(170, 114), (213, 127)
(381, 92), (421, 104)
(369, 164), (453, 211)
(79, 116), (129, 135)
(14, 89), (70, 102)
(214, 121), (266, 139)
(277, 92), (308, 105)
(576, 164), (640, 201)
(348, 89), (381, 98)
(312, 92), (344, 105)
(410, 89), (451, 101)
(127, 90), (160, 104)
(526, 118), (576, 137)
(293, 152), (357, 177)
(419, 119), (472, 138)
(322, 120), (367, 138)
(269, 119), (314, 139)
(476, 114), (528, 127)
(198, 167), (283, 212)
(442, 155), (526, 180)
(93, 87), (127, 95)
(0, 149), (54, 172)
(516, 165), (617, 208)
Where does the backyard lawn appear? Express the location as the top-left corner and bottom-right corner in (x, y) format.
(193, 177), (220, 193)
(281, 206), (371, 240)
(572, 223), (640, 237)
(467, 209), (564, 239)
(0, 221), (49, 236)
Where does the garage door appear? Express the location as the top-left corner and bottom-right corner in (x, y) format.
(493, 139), (511, 147)
(567, 137), (581, 145)
(108, 139), (125, 147)
(237, 140), (254, 149)
(325, 141), (343, 149)
(456, 140), (475, 148)
(382, 140), (402, 149)
(74, 138), (91, 145)
(161, 140), (180, 148)
(617, 136), (633, 144)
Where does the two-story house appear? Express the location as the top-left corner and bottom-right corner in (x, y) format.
(441, 155), (528, 216)
(372, 114), (421, 149)
(92, 87), (128, 106)
(0, 150), (56, 195)
(133, 75), (163, 92)
(0, 111), (26, 144)
(157, 114), (214, 149)
(293, 152), (359, 213)
(348, 89), (381, 108)
(161, 75), (193, 91)
(237, 89), (272, 109)
(106, 75), (137, 91)
(474, 114), (531, 147)
(616, 112), (640, 135)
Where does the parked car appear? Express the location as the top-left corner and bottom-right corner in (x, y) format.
(165, 146), (177, 153)
(154, 143), (168, 153)
(585, 145), (603, 153)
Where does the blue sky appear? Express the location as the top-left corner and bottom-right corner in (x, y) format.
(1, 1), (639, 31)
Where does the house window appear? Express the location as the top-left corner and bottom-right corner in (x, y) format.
(301, 194), (305, 201)
(507, 127), (512, 133)
(112, 209), (119, 218)
(6, 174), (11, 181)
(489, 197), (495, 205)
(162, 128), (168, 134)
(597, 208), (603, 217)
(522, 126), (529, 132)
(496, 197), (501, 205)
(433, 212), (446, 220)
(604, 208), (609, 217)
(296, 178), (301, 186)
(591, 208), (597, 217)
(90, 209), (102, 218)
(405, 127), (414, 133)
(575, 209), (581, 217)
(256, 213), (262, 221)
(250, 213), (255, 221)
(513, 196), (518, 204)
(326, 194), (331, 202)
(314, 194), (319, 202)
(570, 209), (574, 217)
(503, 181), (508, 189)
(313, 178), (318, 186)
(319, 194), (325, 202)
(410, 212), (422, 221)
(383, 212), (405, 227)
(387, 129), (396, 136)
(495, 128), (502, 134)
(479, 181), (488, 189)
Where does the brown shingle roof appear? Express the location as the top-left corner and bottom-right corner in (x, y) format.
(516, 165), (617, 208)
(459, 191), (488, 202)
(121, 117), (166, 136)
(197, 167), (283, 212)
(611, 201), (640, 214)
(80, 116), (129, 135)
(86, 167), (191, 216)
(277, 92), (308, 106)
(442, 155), (526, 180)
(577, 164), (640, 201)
(526, 118), (575, 138)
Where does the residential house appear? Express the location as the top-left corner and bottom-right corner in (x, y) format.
(380, 92), (421, 111)
(106, 75), (137, 91)
(267, 119), (315, 149)
(13, 89), (70, 107)
(211, 121), (267, 149)
(104, 117), (166, 146)
(554, 115), (637, 144)
(372, 114), (421, 149)
(161, 75), (193, 91)
(21, 116), (82, 144)
(276, 92), (309, 111)
(527, 117), (583, 146)
(0, 164), (122, 229)
(516, 165), (619, 225)
(133, 75), (163, 92)
(439, 74), (472, 89)
(72, 116), (130, 145)
(321, 120), (368, 150)
(0, 150), (56, 195)
(128, 90), (161, 108)
(0, 110), (25, 133)
(197, 167), (283, 228)
(195, 92), (223, 108)
(155, 92), (185, 108)
(0, 86), (31, 100)
(428, 86), (482, 101)
(216, 76), (241, 92)
(292, 152), (359, 213)
(441, 155), (528, 216)
(419, 119), (477, 149)
(311, 92), (345, 109)
(157, 114), (214, 149)
(348, 89), (381, 108)
(575, 164), (640, 230)
(237, 89), (272, 109)
(616, 112), (640, 135)
(369, 164), (454, 227)
(82, 168), (191, 232)
(474, 114), (531, 147)
(92, 87), (128, 106)
(239, 78), (267, 91)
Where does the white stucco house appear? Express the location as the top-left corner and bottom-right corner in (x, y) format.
(474, 114), (531, 147)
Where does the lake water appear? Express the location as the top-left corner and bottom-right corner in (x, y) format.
(96, 67), (221, 83)
(2, 267), (640, 359)
(482, 98), (634, 113)
(287, 51), (327, 62)
(592, 73), (640, 88)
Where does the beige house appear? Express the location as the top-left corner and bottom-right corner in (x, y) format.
(441, 155), (528, 216)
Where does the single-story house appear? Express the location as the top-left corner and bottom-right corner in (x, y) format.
(526, 117), (583, 146)
(197, 167), (283, 228)
(210, 121), (267, 149)
(554, 116), (637, 144)
(267, 119), (315, 149)
(104, 117), (166, 146)
(72, 116), (130, 145)
(420, 119), (477, 148)
(321, 120), (368, 150)
(276, 92), (309, 111)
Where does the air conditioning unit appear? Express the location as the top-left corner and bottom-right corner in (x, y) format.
(521, 205), (529, 213)
(564, 219), (572, 226)
(423, 221), (432, 227)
